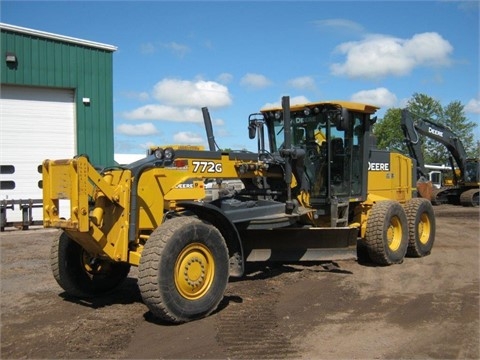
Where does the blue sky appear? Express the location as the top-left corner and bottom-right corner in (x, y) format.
(2, 1), (479, 154)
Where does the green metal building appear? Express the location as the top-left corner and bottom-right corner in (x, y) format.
(0, 22), (116, 224)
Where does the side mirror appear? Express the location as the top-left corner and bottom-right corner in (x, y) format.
(335, 108), (350, 131)
(248, 121), (256, 139)
(248, 113), (265, 139)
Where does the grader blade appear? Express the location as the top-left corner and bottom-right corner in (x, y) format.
(241, 227), (358, 262)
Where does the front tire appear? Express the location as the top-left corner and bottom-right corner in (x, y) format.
(365, 201), (408, 265)
(405, 198), (435, 257)
(138, 217), (229, 324)
(50, 231), (131, 298)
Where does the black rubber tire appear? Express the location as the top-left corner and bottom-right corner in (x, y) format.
(138, 217), (229, 324)
(365, 201), (408, 265)
(50, 231), (131, 298)
(405, 198), (436, 257)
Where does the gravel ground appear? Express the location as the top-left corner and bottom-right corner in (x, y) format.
(1, 204), (478, 359)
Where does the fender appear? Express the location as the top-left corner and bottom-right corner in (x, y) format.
(177, 201), (245, 277)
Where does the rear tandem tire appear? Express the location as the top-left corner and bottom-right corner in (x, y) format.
(138, 217), (229, 324)
(50, 231), (131, 298)
(365, 201), (409, 265)
(405, 198), (436, 257)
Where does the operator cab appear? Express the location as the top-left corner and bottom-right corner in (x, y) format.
(465, 159), (480, 184)
(256, 100), (378, 208)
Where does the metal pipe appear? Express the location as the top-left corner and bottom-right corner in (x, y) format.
(127, 155), (163, 243)
(281, 96), (294, 212)
(202, 107), (216, 151)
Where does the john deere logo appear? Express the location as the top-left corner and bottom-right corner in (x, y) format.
(368, 162), (390, 171)
(428, 127), (443, 137)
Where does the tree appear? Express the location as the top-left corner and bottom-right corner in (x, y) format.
(372, 108), (406, 153)
(442, 101), (477, 158)
(374, 93), (479, 166)
(406, 93), (444, 164)
(407, 93), (443, 121)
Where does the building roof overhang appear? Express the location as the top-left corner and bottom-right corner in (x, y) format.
(0, 22), (117, 52)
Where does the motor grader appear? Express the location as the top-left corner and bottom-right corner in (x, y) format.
(42, 96), (435, 323)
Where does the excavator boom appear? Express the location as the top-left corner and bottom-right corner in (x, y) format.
(401, 109), (479, 206)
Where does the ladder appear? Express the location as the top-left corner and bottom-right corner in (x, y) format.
(330, 197), (349, 227)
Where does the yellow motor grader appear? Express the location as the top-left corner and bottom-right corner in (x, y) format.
(42, 96), (435, 323)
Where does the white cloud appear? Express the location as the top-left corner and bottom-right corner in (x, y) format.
(405, 33), (453, 65)
(240, 73), (273, 89)
(140, 42), (156, 54)
(122, 91), (150, 101)
(140, 141), (157, 150)
(216, 128), (230, 137)
(117, 122), (159, 136)
(140, 41), (190, 57)
(203, 39), (214, 50)
(331, 32), (453, 79)
(214, 118), (225, 126)
(350, 87), (398, 108)
(173, 131), (204, 144)
(290, 95), (311, 105)
(398, 97), (410, 109)
(217, 72), (234, 84)
(457, 1), (480, 12)
(287, 76), (316, 91)
(153, 78), (232, 108)
(122, 104), (203, 122)
(261, 95), (311, 110)
(313, 18), (365, 34)
(162, 41), (190, 58)
(465, 96), (480, 114)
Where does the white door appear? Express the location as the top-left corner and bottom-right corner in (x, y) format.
(0, 85), (76, 225)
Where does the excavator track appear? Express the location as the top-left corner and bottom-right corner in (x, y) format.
(460, 188), (480, 207)
(431, 188), (449, 205)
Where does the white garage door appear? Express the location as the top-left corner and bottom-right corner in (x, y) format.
(0, 85), (76, 224)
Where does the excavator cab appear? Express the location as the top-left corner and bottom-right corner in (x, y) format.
(464, 159), (479, 185)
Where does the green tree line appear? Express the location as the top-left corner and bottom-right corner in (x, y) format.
(373, 93), (479, 165)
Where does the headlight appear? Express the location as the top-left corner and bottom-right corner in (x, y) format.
(154, 148), (164, 159)
(164, 147), (175, 160)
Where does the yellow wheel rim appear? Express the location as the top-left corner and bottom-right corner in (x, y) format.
(418, 213), (431, 245)
(81, 252), (107, 276)
(386, 216), (403, 251)
(174, 243), (215, 300)
(82, 252), (98, 274)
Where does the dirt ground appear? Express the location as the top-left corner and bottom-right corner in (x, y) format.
(1, 204), (479, 359)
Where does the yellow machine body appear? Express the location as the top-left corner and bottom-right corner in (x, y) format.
(43, 101), (424, 276)
(43, 148), (282, 266)
(42, 101), (415, 266)
(42, 97), (437, 324)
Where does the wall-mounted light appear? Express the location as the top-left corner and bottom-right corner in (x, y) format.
(5, 52), (17, 64)
(82, 97), (91, 105)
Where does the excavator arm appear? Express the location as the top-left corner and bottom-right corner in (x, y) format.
(401, 109), (428, 180)
(401, 109), (468, 183)
(401, 109), (479, 207)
